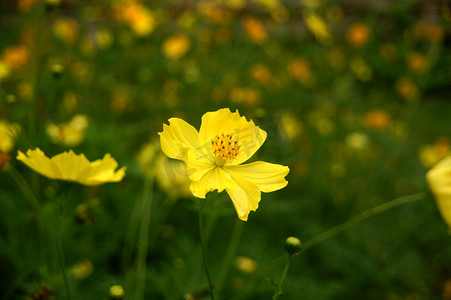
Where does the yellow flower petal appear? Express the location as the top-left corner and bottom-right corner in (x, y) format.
(198, 108), (267, 165)
(185, 148), (214, 181)
(190, 167), (237, 198)
(427, 156), (451, 229)
(17, 148), (125, 186)
(76, 154), (126, 186)
(17, 148), (62, 179)
(51, 150), (90, 181)
(225, 173), (261, 221)
(159, 117), (200, 160)
(224, 161), (289, 192)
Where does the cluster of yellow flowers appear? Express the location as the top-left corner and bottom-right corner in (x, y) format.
(9, 108), (289, 221)
(8, 108), (451, 225)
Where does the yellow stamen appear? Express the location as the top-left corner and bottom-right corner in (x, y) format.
(211, 133), (240, 166)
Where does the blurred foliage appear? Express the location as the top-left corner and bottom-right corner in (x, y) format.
(1, 0), (451, 299)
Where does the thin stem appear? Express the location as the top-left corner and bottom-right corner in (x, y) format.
(55, 188), (71, 300)
(199, 198), (215, 299)
(249, 192), (426, 290)
(135, 176), (154, 300)
(300, 192), (426, 252)
(6, 164), (40, 212)
(272, 254), (291, 300)
(215, 219), (244, 297)
(55, 233), (71, 300)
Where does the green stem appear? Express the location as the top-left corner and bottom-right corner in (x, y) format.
(55, 233), (71, 300)
(135, 176), (154, 300)
(6, 164), (40, 212)
(199, 198), (215, 299)
(272, 254), (291, 300)
(56, 188), (71, 300)
(249, 192), (426, 291)
(300, 192), (426, 252)
(215, 219), (244, 297)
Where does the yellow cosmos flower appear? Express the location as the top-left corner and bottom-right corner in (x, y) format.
(0, 120), (20, 153)
(17, 148), (126, 186)
(46, 114), (89, 146)
(427, 156), (451, 230)
(159, 108), (289, 221)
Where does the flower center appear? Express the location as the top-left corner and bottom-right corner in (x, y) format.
(211, 133), (240, 166)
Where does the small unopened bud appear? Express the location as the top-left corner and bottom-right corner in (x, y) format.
(45, 0), (61, 10)
(51, 63), (64, 78)
(109, 285), (124, 300)
(284, 236), (302, 256)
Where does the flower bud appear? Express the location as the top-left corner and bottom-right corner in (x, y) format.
(51, 63), (64, 78)
(45, 0), (61, 10)
(284, 236), (301, 256)
(109, 285), (124, 300)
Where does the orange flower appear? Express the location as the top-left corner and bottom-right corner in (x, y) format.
(289, 58), (310, 82)
(364, 109), (391, 130)
(395, 77), (419, 102)
(2, 46), (29, 68)
(346, 23), (370, 47)
(242, 17), (267, 43)
(406, 52), (428, 73)
(230, 88), (260, 106)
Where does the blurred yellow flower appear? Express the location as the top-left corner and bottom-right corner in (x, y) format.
(0, 61), (11, 81)
(395, 77), (419, 102)
(46, 114), (88, 146)
(17, 148), (126, 186)
(303, 12), (330, 45)
(350, 57), (372, 81)
(278, 113), (302, 141)
(419, 138), (451, 168)
(155, 155), (192, 199)
(53, 18), (79, 45)
(115, 2), (156, 36)
(345, 131), (370, 150)
(427, 156), (451, 230)
(159, 108), (289, 221)
(230, 87), (260, 106)
(289, 58), (311, 83)
(242, 17), (267, 43)
(250, 64), (276, 87)
(69, 258), (94, 280)
(198, 2), (232, 24)
(18, 0), (38, 12)
(346, 23), (370, 47)
(136, 141), (191, 198)
(0, 120), (21, 153)
(234, 256), (258, 274)
(2, 46), (29, 69)
(406, 52), (428, 74)
(410, 21), (444, 43)
(162, 34), (191, 60)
